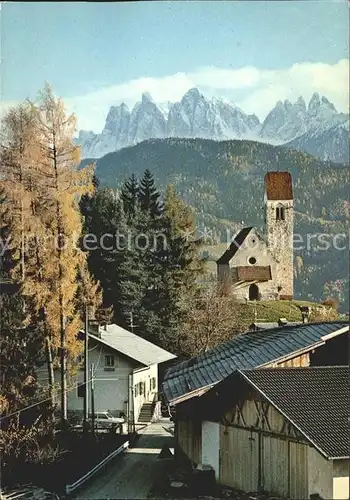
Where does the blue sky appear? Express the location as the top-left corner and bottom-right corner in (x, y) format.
(1, 1), (349, 131)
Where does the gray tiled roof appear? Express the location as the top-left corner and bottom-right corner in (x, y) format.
(90, 324), (176, 366)
(240, 366), (349, 459)
(163, 322), (348, 403)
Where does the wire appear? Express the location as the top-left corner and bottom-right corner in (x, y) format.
(0, 377), (94, 422)
(88, 343), (99, 353)
(93, 346), (103, 375)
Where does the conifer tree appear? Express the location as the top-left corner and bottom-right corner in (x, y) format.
(81, 187), (125, 317)
(138, 169), (162, 218)
(1, 88), (100, 422)
(121, 173), (139, 220)
(29, 84), (97, 423)
(154, 184), (203, 351)
(0, 291), (44, 415)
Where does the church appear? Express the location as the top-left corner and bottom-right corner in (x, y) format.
(217, 171), (294, 301)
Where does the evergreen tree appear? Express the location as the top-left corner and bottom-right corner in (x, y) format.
(81, 187), (126, 319)
(80, 173), (204, 354)
(154, 185), (204, 351)
(138, 169), (162, 218)
(0, 290), (44, 415)
(121, 173), (139, 220)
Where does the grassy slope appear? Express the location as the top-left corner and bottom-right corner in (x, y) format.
(230, 300), (317, 331)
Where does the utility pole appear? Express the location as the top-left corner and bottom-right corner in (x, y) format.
(83, 303), (89, 433)
(60, 315), (68, 426)
(90, 363), (95, 436)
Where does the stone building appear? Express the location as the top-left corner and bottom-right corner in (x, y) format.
(217, 171), (293, 301)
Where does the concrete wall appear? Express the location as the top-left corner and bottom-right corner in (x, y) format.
(308, 447), (333, 499)
(333, 459), (350, 500)
(265, 199), (294, 298)
(202, 421), (220, 478)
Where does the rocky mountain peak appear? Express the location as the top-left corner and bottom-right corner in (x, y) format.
(308, 92), (321, 114)
(182, 87), (202, 102)
(294, 96), (307, 115)
(76, 89), (348, 163)
(141, 92), (155, 104)
(320, 95), (337, 113)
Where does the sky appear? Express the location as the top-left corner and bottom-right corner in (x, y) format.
(1, 1), (349, 132)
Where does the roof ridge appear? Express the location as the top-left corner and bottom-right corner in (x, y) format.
(243, 365), (349, 372)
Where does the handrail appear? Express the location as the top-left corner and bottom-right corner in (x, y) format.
(65, 440), (129, 495)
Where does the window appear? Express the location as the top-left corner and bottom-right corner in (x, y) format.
(134, 384), (138, 397)
(276, 205), (285, 221)
(139, 382), (144, 396)
(152, 377), (156, 390)
(77, 383), (85, 398)
(96, 413), (108, 419)
(104, 355), (115, 371)
(248, 256), (257, 265)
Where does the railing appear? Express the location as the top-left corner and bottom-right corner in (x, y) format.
(65, 440), (129, 495)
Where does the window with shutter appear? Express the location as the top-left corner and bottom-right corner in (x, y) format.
(104, 355), (115, 371)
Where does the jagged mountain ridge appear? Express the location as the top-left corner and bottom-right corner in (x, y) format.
(286, 121), (349, 164)
(77, 89), (349, 162)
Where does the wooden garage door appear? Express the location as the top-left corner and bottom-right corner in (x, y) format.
(220, 425), (259, 491)
(289, 441), (308, 499)
(262, 436), (289, 496)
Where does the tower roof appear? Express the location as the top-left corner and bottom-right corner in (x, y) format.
(265, 171), (293, 200)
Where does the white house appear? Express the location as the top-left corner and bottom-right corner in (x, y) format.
(38, 323), (176, 426)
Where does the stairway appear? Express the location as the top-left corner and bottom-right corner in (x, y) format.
(138, 402), (155, 423)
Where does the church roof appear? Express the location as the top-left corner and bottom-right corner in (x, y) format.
(236, 265), (272, 281)
(216, 227), (253, 265)
(265, 171), (293, 200)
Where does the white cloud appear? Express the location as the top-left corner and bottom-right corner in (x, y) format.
(238, 59), (349, 118)
(2, 59), (349, 132)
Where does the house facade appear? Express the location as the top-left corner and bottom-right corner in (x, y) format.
(37, 323), (176, 426)
(175, 366), (349, 499)
(217, 171), (294, 301)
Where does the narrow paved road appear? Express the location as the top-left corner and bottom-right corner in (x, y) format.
(74, 422), (174, 499)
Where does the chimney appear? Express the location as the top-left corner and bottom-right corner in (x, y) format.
(88, 319), (100, 337)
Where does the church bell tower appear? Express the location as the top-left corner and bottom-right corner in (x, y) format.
(264, 171), (294, 299)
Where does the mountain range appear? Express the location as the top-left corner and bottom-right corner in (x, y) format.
(77, 89), (349, 163)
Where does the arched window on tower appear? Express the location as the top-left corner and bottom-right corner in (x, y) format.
(276, 204), (285, 221)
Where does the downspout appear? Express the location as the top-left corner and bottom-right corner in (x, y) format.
(129, 373), (135, 434)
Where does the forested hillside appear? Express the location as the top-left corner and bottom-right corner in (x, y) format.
(82, 138), (350, 309)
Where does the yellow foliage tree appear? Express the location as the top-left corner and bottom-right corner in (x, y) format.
(1, 85), (101, 422)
